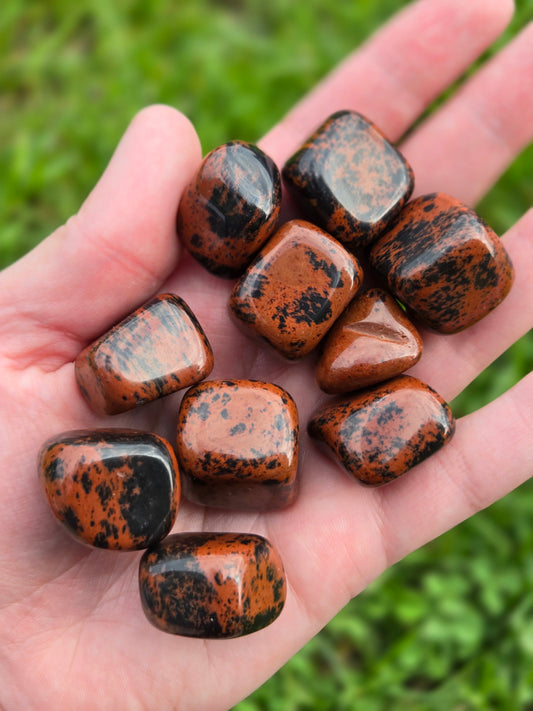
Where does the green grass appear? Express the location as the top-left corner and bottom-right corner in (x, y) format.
(1, 0), (532, 708)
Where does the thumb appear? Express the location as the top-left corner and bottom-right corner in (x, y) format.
(0, 104), (201, 369)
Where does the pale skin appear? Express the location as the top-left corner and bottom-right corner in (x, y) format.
(0, 0), (532, 708)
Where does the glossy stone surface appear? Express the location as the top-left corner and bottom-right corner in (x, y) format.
(369, 193), (514, 333)
(176, 379), (299, 510)
(316, 288), (423, 393)
(139, 532), (286, 638)
(177, 141), (282, 277)
(38, 430), (180, 550)
(282, 110), (414, 251)
(230, 219), (363, 359)
(75, 293), (214, 415)
(308, 375), (455, 486)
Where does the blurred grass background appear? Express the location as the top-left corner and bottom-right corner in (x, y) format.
(1, 0), (532, 708)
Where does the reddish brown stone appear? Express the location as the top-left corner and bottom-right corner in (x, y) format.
(176, 379), (299, 510)
(139, 532), (286, 638)
(308, 375), (455, 486)
(230, 219), (363, 359)
(38, 430), (180, 550)
(282, 110), (414, 251)
(75, 293), (213, 415)
(177, 141), (281, 277)
(316, 288), (423, 393)
(369, 193), (514, 333)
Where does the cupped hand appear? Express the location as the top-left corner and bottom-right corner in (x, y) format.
(0, 0), (532, 709)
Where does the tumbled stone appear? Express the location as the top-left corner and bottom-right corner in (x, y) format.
(230, 219), (363, 359)
(308, 375), (455, 486)
(139, 532), (286, 638)
(369, 193), (514, 333)
(38, 430), (180, 550)
(282, 110), (414, 251)
(176, 379), (299, 510)
(75, 293), (213, 415)
(177, 141), (282, 277)
(316, 288), (423, 393)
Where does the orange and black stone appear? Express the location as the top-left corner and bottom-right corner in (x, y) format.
(282, 110), (414, 251)
(177, 141), (282, 277)
(230, 219), (363, 360)
(139, 532), (286, 638)
(75, 293), (214, 415)
(308, 375), (455, 486)
(38, 430), (180, 550)
(316, 288), (423, 393)
(369, 193), (514, 334)
(176, 379), (299, 510)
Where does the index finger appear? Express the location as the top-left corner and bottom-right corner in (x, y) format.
(260, 0), (513, 163)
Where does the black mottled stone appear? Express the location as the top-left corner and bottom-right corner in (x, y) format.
(139, 532), (286, 638)
(177, 141), (282, 277)
(38, 430), (180, 550)
(282, 110), (414, 251)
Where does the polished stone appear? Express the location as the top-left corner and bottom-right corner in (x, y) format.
(176, 379), (299, 510)
(308, 375), (455, 486)
(75, 293), (213, 415)
(177, 141), (281, 277)
(38, 430), (180, 550)
(230, 219), (363, 359)
(316, 288), (423, 393)
(282, 110), (414, 251)
(139, 532), (286, 638)
(369, 193), (514, 333)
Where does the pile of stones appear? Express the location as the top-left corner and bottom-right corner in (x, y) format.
(38, 111), (514, 639)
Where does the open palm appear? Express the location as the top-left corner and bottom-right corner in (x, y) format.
(1, 0), (532, 708)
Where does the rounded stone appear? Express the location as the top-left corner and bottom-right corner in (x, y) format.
(139, 532), (286, 638)
(282, 110), (414, 251)
(176, 379), (299, 510)
(316, 288), (423, 393)
(308, 375), (455, 486)
(369, 193), (514, 333)
(38, 430), (180, 550)
(230, 219), (363, 360)
(177, 141), (282, 277)
(75, 293), (214, 415)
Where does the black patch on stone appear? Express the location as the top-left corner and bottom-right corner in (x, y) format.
(81, 471), (92, 494)
(305, 248), (343, 288)
(191, 401), (211, 421)
(95, 481), (112, 508)
(93, 532), (109, 548)
(292, 288), (332, 326)
(250, 272), (269, 300)
(230, 423), (246, 436)
(273, 413), (285, 431)
(63, 506), (82, 533)
(118, 454), (173, 543)
(144, 568), (224, 638)
(45, 455), (66, 482)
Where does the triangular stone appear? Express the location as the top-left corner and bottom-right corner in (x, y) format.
(316, 288), (422, 393)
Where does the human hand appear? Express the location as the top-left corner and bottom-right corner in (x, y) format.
(0, 0), (531, 708)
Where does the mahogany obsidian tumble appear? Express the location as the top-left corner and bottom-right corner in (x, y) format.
(316, 288), (423, 393)
(282, 110), (414, 251)
(75, 293), (214, 415)
(369, 193), (514, 333)
(139, 532), (286, 638)
(230, 219), (363, 359)
(177, 141), (282, 277)
(308, 375), (455, 486)
(38, 430), (180, 550)
(176, 379), (299, 510)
